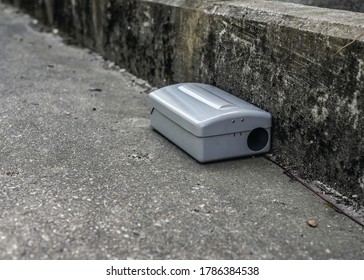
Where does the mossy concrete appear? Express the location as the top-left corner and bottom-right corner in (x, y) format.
(2, 0), (364, 207)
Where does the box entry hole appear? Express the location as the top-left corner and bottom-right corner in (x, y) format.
(247, 128), (268, 151)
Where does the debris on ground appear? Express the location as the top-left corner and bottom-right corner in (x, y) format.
(307, 219), (318, 228)
(89, 87), (102, 92)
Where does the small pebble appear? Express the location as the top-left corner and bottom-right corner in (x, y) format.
(307, 219), (318, 228)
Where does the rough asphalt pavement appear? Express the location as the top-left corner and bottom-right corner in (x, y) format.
(0, 4), (363, 259)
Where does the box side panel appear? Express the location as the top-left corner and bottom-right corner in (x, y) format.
(151, 109), (271, 163)
(150, 109), (205, 162)
(202, 128), (271, 162)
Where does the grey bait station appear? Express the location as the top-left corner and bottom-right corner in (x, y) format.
(149, 83), (272, 162)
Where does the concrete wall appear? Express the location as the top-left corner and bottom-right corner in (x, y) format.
(268, 0), (364, 13)
(2, 0), (364, 206)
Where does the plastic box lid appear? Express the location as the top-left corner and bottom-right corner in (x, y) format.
(148, 83), (271, 137)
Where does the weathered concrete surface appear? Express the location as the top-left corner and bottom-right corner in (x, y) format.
(268, 0), (364, 13)
(1, 3), (364, 260)
(2, 0), (364, 208)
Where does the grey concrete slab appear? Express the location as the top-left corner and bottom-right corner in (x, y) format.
(267, 0), (364, 13)
(0, 4), (363, 260)
(4, 0), (364, 206)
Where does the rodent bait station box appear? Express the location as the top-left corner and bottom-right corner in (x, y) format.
(148, 83), (272, 162)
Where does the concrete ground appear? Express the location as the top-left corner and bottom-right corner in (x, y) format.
(0, 4), (363, 260)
